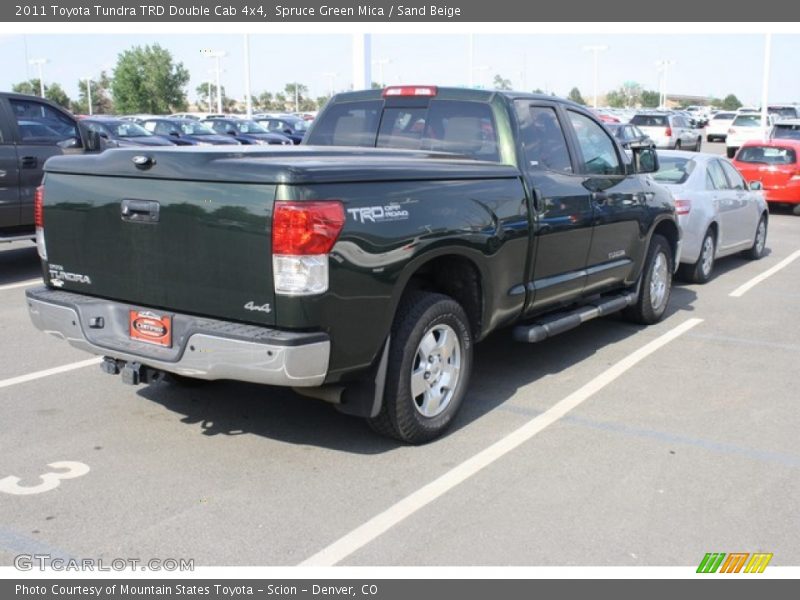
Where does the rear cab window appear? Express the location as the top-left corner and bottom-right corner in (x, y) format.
(737, 146), (797, 165)
(306, 95), (507, 163)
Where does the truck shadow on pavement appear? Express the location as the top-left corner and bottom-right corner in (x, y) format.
(0, 244), (40, 286)
(135, 285), (698, 453)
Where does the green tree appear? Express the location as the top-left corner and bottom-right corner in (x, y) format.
(532, 88), (545, 94)
(255, 91), (275, 111)
(640, 89), (661, 108)
(12, 79), (40, 96)
(73, 71), (113, 114)
(493, 74), (512, 90)
(284, 83), (310, 112)
(605, 90), (625, 108)
(11, 79), (71, 108)
(112, 44), (190, 114)
(721, 94), (743, 111)
(568, 87), (585, 105)
(316, 96), (330, 111)
(195, 83), (236, 111)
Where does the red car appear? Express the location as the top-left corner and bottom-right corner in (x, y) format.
(733, 139), (800, 215)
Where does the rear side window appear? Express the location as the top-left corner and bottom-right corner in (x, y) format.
(516, 105), (572, 173)
(771, 124), (800, 141)
(737, 146), (797, 165)
(631, 115), (668, 127)
(707, 160), (729, 190)
(10, 98), (78, 144)
(306, 101), (381, 147)
(720, 160), (747, 190)
(567, 111), (622, 175)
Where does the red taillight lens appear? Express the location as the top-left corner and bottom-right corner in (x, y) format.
(382, 86), (438, 97)
(674, 199), (691, 215)
(34, 185), (44, 227)
(272, 201), (345, 255)
(665, 127), (672, 137)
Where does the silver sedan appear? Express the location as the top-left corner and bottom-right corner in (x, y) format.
(652, 151), (769, 283)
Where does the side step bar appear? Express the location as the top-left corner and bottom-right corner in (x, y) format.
(512, 292), (637, 343)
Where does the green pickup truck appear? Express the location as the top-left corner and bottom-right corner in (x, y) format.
(26, 86), (679, 443)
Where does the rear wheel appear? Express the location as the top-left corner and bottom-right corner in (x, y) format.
(678, 228), (716, 283)
(674, 140), (682, 150)
(368, 292), (473, 444)
(695, 137), (702, 151)
(726, 147), (736, 159)
(743, 215), (767, 259)
(624, 234), (673, 325)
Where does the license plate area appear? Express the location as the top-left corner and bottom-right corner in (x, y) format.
(129, 310), (172, 347)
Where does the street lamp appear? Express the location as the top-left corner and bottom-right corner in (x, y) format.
(583, 45), (608, 109)
(29, 58), (48, 97)
(655, 59), (675, 109)
(201, 49), (227, 114)
(243, 34), (252, 118)
(372, 58), (391, 87)
(85, 77), (93, 115)
(322, 72), (338, 98)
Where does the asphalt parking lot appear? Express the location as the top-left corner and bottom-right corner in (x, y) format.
(1, 140), (798, 568)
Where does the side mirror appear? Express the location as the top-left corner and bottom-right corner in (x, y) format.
(98, 132), (109, 139)
(284, 128), (293, 135)
(169, 131), (180, 137)
(57, 137), (80, 149)
(77, 123), (103, 152)
(631, 143), (659, 174)
(749, 180), (763, 191)
(227, 130), (237, 136)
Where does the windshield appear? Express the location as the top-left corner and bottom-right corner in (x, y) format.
(631, 115), (668, 127)
(180, 121), (216, 135)
(111, 122), (151, 138)
(736, 146), (796, 165)
(771, 124), (800, 141)
(235, 120), (269, 134)
(653, 156), (695, 184)
(732, 115), (762, 127)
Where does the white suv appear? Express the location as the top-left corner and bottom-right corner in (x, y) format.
(630, 113), (702, 151)
(726, 113), (777, 158)
(706, 111), (736, 142)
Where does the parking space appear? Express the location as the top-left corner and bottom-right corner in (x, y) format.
(1, 207), (798, 567)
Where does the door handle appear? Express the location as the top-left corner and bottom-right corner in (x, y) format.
(20, 156), (38, 169)
(592, 192), (609, 205)
(121, 199), (160, 223)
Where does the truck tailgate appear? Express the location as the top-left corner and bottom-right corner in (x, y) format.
(42, 172), (277, 326)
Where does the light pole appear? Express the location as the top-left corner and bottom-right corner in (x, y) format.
(656, 59), (675, 109)
(372, 58), (391, 87)
(760, 33), (772, 141)
(243, 34), (252, 118)
(29, 58), (48, 97)
(201, 49), (227, 114)
(204, 80), (214, 112)
(583, 45), (608, 109)
(323, 72), (337, 97)
(85, 77), (93, 115)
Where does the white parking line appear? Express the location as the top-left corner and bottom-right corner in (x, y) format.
(0, 278), (41, 292)
(730, 249), (800, 298)
(0, 358), (102, 391)
(300, 317), (704, 567)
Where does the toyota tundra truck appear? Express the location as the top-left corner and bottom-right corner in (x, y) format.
(26, 86), (679, 443)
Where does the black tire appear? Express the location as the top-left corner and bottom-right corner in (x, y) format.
(368, 292), (473, 444)
(793, 205), (800, 217)
(674, 140), (682, 150)
(706, 135), (714, 143)
(678, 228), (715, 283)
(743, 214), (768, 260)
(726, 147), (736, 159)
(623, 234), (673, 325)
(695, 137), (702, 151)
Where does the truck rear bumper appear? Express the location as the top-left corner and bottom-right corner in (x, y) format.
(25, 287), (330, 387)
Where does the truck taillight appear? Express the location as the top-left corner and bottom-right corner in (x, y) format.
(382, 86), (437, 97)
(272, 201), (344, 296)
(665, 127), (672, 137)
(34, 185), (47, 260)
(674, 199), (691, 215)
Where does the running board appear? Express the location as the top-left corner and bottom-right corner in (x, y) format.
(512, 292), (637, 343)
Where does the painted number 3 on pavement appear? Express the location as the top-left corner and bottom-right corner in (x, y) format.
(0, 462), (90, 495)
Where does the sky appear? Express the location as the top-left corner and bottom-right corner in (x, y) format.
(0, 33), (798, 106)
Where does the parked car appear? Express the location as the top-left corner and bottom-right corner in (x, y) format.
(83, 118), (176, 147)
(253, 115), (309, 144)
(770, 119), (800, 141)
(706, 111), (736, 142)
(604, 123), (653, 149)
(726, 113), (777, 158)
(767, 105), (800, 120)
(141, 118), (241, 146)
(0, 92), (91, 243)
(28, 86), (678, 443)
(630, 112), (701, 150)
(654, 151), (768, 282)
(202, 118), (294, 145)
(733, 140), (800, 215)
